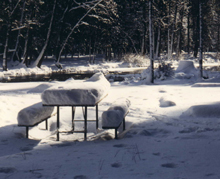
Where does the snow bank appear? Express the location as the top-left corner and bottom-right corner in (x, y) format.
(17, 102), (55, 126)
(181, 102), (220, 118)
(102, 98), (130, 127)
(41, 72), (110, 105)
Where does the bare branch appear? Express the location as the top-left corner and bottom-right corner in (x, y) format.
(10, 0), (22, 16)
(57, 0), (104, 64)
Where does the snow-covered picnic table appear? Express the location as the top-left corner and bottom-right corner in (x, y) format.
(41, 72), (110, 141)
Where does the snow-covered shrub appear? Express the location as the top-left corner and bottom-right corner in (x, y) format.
(174, 60), (201, 80)
(141, 67), (155, 84)
(154, 62), (174, 80)
(121, 54), (149, 67)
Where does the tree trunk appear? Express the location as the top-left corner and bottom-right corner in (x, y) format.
(21, 27), (29, 65)
(89, 37), (92, 63)
(155, 27), (161, 59)
(167, 0), (171, 60)
(177, 8), (184, 57)
(141, 1), (147, 55)
(170, 0), (178, 57)
(193, 1), (200, 58)
(149, 0), (154, 83)
(56, 0), (104, 64)
(3, 29), (9, 71)
(199, 0), (203, 78)
(187, 8), (190, 54)
(3, 1), (13, 71)
(31, 0), (57, 68)
(217, 13), (220, 58)
(11, 0), (26, 63)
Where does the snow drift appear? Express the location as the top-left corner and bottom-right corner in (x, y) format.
(181, 102), (220, 118)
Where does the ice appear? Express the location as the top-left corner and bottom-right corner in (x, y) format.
(41, 72), (110, 105)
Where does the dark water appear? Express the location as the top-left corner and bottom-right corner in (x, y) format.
(1, 72), (95, 82)
(1, 71), (128, 82)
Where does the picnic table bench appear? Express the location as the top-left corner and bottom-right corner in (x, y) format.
(102, 98), (130, 139)
(17, 102), (55, 138)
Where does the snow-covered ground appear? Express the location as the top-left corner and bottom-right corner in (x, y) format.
(1, 54), (220, 179)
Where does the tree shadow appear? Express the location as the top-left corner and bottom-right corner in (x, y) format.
(0, 124), (40, 157)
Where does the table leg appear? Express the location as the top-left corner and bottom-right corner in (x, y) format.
(72, 106), (76, 131)
(45, 119), (48, 130)
(123, 117), (125, 131)
(84, 106), (87, 140)
(57, 106), (60, 141)
(96, 104), (98, 129)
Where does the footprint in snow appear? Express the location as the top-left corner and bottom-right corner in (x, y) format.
(205, 173), (215, 177)
(113, 144), (127, 148)
(161, 163), (177, 168)
(179, 127), (199, 134)
(139, 129), (170, 137)
(159, 90), (166, 93)
(111, 162), (122, 168)
(0, 167), (16, 173)
(20, 146), (32, 152)
(74, 175), (88, 179)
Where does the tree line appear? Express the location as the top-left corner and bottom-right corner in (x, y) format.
(0, 0), (220, 71)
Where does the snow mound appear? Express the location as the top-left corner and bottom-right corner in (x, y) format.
(159, 97), (176, 107)
(17, 102), (55, 126)
(141, 67), (152, 84)
(176, 60), (196, 73)
(102, 98), (130, 128)
(41, 72), (110, 105)
(181, 103), (220, 118)
(175, 60), (199, 80)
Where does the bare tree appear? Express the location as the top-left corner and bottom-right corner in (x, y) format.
(199, 0), (203, 78)
(55, 0), (105, 66)
(10, 0), (26, 63)
(149, 0), (154, 83)
(31, 0), (57, 68)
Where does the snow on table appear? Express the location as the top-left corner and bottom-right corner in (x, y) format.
(102, 98), (130, 128)
(41, 72), (110, 106)
(17, 102), (55, 126)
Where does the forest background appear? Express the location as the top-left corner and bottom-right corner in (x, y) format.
(0, 0), (219, 73)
